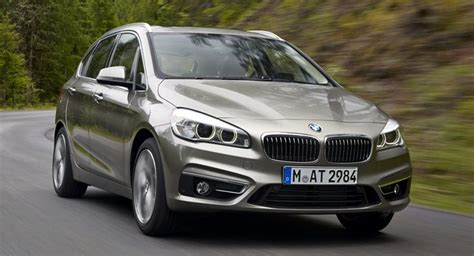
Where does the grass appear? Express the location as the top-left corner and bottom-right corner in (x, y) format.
(0, 103), (56, 111)
(411, 174), (474, 215)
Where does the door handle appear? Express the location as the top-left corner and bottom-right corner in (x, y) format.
(67, 87), (76, 95)
(93, 92), (104, 103)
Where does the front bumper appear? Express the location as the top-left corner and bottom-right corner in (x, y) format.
(155, 120), (412, 214)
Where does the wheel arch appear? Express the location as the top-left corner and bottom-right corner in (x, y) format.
(129, 126), (162, 185)
(54, 121), (66, 140)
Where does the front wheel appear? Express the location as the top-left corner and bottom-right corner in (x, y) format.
(132, 138), (177, 236)
(337, 212), (394, 233)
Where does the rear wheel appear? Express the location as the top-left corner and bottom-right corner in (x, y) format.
(52, 127), (87, 198)
(337, 212), (394, 233)
(132, 138), (177, 236)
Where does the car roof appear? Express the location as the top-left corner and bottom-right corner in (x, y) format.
(102, 23), (281, 40)
(151, 26), (268, 38)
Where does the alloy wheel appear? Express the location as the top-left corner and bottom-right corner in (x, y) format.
(53, 134), (67, 189)
(133, 149), (157, 224)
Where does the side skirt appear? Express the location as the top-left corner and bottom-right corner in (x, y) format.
(72, 163), (133, 199)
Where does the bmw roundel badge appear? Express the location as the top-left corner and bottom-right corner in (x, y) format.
(308, 123), (322, 132)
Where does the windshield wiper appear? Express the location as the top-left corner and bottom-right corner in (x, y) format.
(170, 75), (322, 85)
(220, 76), (250, 80)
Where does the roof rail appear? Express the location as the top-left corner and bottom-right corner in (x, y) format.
(118, 22), (152, 32)
(247, 30), (284, 41)
(104, 23), (152, 36)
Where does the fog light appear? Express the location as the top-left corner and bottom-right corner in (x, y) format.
(393, 184), (400, 195)
(380, 178), (410, 201)
(196, 181), (211, 196)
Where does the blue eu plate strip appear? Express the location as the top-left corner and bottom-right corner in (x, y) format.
(283, 166), (292, 185)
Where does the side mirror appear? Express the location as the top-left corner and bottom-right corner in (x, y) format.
(96, 66), (132, 89)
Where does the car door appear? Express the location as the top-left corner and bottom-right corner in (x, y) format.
(88, 33), (142, 183)
(66, 36), (116, 171)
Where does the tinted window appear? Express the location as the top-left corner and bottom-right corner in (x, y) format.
(80, 48), (95, 76)
(150, 33), (328, 85)
(110, 33), (139, 81)
(85, 36), (116, 78)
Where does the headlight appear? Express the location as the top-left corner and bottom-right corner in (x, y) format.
(376, 119), (405, 150)
(171, 109), (251, 148)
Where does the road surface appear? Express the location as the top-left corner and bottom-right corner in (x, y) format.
(1, 111), (472, 256)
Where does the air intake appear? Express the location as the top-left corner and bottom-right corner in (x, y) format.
(248, 185), (381, 208)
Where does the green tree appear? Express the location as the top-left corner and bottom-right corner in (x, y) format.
(9, 0), (99, 102)
(0, 17), (37, 107)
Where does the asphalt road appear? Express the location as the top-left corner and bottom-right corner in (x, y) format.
(1, 110), (472, 256)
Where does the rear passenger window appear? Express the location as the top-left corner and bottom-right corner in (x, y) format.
(85, 36), (116, 78)
(110, 33), (139, 81)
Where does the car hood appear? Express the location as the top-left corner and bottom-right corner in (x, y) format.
(159, 79), (388, 123)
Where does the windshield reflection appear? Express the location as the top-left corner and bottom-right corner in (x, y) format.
(151, 33), (329, 85)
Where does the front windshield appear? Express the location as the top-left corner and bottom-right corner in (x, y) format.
(150, 33), (329, 85)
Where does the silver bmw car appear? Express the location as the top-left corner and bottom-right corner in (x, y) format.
(53, 23), (411, 236)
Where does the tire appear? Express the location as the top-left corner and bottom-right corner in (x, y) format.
(52, 127), (88, 198)
(132, 138), (177, 236)
(337, 212), (394, 233)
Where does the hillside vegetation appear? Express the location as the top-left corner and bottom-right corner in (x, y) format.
(1, 0), (473, 214)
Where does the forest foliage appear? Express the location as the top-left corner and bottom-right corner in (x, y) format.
(0, 0), (473, 214)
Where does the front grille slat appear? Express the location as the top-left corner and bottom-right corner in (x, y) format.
(308, 139), (313, 161)
(301, 139), (309, 161)
(337, 140), (342, 162)
(292, 137), (297, 162)
(276, 137), (280, 159)
(331, 140), (335, 162)
(263, 135), (319, 162)
(296, 137), (300, 162)
(341, 139), (346, 162)
(326, 137), (371, 163)
(350, 138), (355, 161)
(359, 139), (363, 161)
(286, 137), (290, 161)
(269, 137), (274, 158)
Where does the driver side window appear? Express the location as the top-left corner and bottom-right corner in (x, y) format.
(110, 33), (139, 82)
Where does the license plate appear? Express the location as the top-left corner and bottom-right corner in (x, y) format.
(282, 166), (358, 185)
